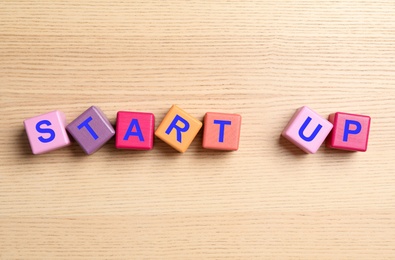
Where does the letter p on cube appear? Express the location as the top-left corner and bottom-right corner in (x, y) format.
(326, 112), (371, 152)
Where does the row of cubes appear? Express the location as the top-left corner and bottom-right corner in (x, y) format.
(24, 105), (242, 155)
(282, 106), (371, 153)
(24, 105), (370, 155)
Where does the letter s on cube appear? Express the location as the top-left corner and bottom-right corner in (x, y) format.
(155, 105), (202, 153)
(326, 112), (371, 152)
(24, 110), (71, 154)
(282, 106), (333, 154)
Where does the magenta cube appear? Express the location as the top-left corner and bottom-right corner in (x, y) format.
(326, 112), (371, 152)
(115, 111), (155, 150)
(282, 106), (333, 154)
(24, 110), (71, 154)
(66, 106), (115, 155)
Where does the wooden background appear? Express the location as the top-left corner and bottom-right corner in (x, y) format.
(1, 1), (395, 259)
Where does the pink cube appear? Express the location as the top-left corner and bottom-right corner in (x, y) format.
(282, 106), (333, 154)
(115, 111), (155, 150)
(326, 112), (371, 152)
(24, 110), (71, 154)
(202, 112), (241, 151)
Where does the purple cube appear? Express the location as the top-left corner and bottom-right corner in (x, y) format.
(66, 106), (115, 155)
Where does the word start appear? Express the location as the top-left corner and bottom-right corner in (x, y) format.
(24, 105), (242, 154)
(23, 105), (371, 155)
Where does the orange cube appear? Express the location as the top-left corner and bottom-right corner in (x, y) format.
(202, 112), (241, 151)
(155, 105), (202, 153)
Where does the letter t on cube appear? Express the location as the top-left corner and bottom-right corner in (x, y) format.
(66, 106), (115, 155)
(202, 112), (241, 151)
(282, 106), (333, 154)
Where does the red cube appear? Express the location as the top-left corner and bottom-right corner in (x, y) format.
(326, 112), (371, 152)
(202, 112), (241, 151)
(115, 111), (155, 150)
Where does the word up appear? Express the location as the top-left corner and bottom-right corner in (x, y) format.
(282, 106), (371, 153)
(23, 105), (242, 155)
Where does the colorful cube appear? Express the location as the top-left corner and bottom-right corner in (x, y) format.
(155, 105), (202, 153)
(115, 111), (155, 150)
(326, 112), (371, 152)
(282, 106), (333, 154)
(66, 106), (115, 155)
(202, 112), (241, 151)
(24, 110), (71, 154)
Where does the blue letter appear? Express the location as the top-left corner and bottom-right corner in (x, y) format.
(77, 116), (98, 140)
(36, 120), (55, 143)
(165, 114), (190, 143)
(298, 116), (322, 142)
(214, 120), (231, 142)
(123, 119), (144, 142)
(343, 120), (362, 142)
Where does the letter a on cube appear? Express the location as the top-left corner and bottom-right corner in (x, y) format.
(155, 105), (202, 152)
(24, 110), (70, 154)
(115, 111), (155, 150)
(66, 106), (115, 155)
(202, 112), (241, 151)
(282, 106), (333, 154)
(326, 112), (371, 152)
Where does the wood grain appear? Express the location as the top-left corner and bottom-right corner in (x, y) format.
(1, 1), (395, 259)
